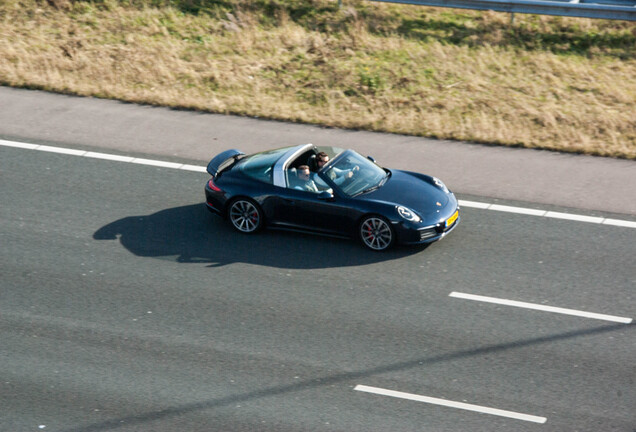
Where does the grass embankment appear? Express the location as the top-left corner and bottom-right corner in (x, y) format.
(1, 0), (635, 158)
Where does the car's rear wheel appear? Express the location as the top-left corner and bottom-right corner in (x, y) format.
(228, 198), (263, 233)
(359, 216), (394, 251)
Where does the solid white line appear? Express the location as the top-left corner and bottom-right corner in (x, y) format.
(0, 139), (203, 173)
(180, 164), (208, 173)
(0, 139), (39, 149)
(354, 385), (547, 424)
(85, 151), (135, 162)
(130, 158), (184, 169)
(603, 218), (636, 228)
(457, 198), (636, 228)
(449, 292), (633, 324)
(545, 211), (604, 224)
(457, 199), (491, 209)
(36, 145), (86, 156)
(2, 139), (636, 229)
(489, 204), (546, 216)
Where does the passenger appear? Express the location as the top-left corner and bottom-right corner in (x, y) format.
(295, 165), (319, 192)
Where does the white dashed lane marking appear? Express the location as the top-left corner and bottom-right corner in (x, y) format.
(354, 385), (547, 424)
(449, 292), (633, 324)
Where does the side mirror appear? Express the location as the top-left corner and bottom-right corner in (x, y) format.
(317, 190), (334, 201)
(367, 156), (377, 163)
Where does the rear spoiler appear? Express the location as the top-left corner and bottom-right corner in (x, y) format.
(206, 149), (245, 177)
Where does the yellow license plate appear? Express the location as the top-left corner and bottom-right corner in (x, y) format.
(445, 210), (459, 228)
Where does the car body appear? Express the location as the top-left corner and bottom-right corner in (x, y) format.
(204, 144), (459, 251)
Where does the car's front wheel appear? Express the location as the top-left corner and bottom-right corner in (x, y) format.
(359, 216), (394, 251)
(228, 198), (263, 233)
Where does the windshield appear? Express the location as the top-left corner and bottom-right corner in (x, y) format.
(321, 150), (388, 196)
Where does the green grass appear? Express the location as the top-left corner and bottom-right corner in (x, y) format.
(1, 0), (635, 158)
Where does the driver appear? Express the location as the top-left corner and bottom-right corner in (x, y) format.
(312, 152), (359, 186)
(312, 152), (329, 172)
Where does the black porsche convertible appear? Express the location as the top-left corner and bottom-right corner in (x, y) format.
(204, 144), (459, 251)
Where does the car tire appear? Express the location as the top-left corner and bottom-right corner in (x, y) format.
(359, 215), (394, 251)
(228, 198), (263, 234)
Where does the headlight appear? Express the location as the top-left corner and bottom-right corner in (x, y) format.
(433, 177), (449, 193)
(397, 206), (421, 222)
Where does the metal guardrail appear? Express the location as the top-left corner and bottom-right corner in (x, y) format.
(370, 0), (636, 20)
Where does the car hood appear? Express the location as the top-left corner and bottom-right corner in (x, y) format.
(362, 170), (452, 218)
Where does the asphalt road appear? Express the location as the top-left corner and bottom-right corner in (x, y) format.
(1, 86), (635, 215)
(1, 88), (635, 431)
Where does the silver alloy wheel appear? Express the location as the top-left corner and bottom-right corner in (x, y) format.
(229, 199), (261, 233)
(360, 216), (393, 251)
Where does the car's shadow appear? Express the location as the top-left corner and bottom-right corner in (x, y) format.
(93, 204), (426, 269)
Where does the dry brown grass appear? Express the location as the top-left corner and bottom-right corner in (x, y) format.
(1, 0), (635, 158)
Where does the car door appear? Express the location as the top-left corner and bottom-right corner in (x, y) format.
(275, 188), (354, 236)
